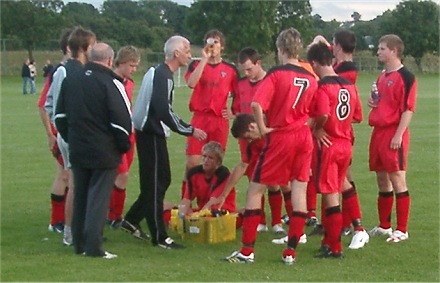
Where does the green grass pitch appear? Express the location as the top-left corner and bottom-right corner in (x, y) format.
(1, 72), (438, 281)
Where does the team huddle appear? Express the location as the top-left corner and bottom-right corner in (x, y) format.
(37, 26), (417, 263)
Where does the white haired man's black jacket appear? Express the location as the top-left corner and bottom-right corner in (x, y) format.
(55, 61), (132, 169)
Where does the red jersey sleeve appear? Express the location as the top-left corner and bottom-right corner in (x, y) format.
(37, 77), (51, 108)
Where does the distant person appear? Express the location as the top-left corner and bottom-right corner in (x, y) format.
(55, 42), (132, 259)
(107, 45), (141, 229)
(21, 58), (31, 95)
(368, 34), (417, 243)
(29, 60), (37, 95)
(122, 35), (206, 249)
(43, 59), (54, 78)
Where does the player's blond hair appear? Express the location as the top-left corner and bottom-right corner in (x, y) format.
(202, 141), (224, 164)
(115, 45), (140, 67)
(276, 27), (302, 59)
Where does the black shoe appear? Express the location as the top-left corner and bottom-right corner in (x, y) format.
(308, 224), (325, 236)
(341, 227), (352, 236)
(155, 237), (186, 249)
(306, 216), (319, 227)
(315, 246), (343, 259)
(120, 219), (150, 241)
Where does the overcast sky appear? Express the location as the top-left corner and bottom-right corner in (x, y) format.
(67, 0), (403, 22)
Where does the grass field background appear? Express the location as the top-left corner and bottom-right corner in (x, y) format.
(1, 72), (439, 282)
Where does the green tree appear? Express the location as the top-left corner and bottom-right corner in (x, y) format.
(377, 0), (439, 70)
(1, 0), (63, 59)
(187, 1), (278, 60)
(186, 0), (313, 61)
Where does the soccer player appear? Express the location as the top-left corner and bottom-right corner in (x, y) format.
(107, 46), (141, 229)
(122, 35), (206, 249)
(224, 27), (318, 265)
(307, 31), (369, 250)
(227, 47), (287, 235)
(37, 28), (72, 235)
(178, 141), (236, 216)
(307, 42), (363, 257)
(182, 29), (239, 197)
(368, 34), (417, 243)
(46, 26), (96, 246)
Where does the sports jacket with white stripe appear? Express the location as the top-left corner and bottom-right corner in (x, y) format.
(132, 62), (193, 137)
(55, 61), (132, 169)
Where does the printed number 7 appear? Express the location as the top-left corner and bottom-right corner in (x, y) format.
(292, 78), (309, 109)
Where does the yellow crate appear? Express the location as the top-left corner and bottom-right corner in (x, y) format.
(170, 213), (237, 244)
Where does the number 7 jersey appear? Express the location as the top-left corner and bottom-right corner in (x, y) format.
(253, 64), (318, 131)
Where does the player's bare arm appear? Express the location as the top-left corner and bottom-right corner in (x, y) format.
(390, 110), (414, 150)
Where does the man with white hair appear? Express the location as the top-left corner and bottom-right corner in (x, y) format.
(122, 35), (207, 249)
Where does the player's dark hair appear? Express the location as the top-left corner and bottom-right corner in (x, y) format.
(60, 28), (73, 55)
(68, 26), (96, 59)
(231, 113), (255, 138)
(333, 29), (356, 53)
(307, 42), (333, 66)
(238, 47), (261, 64)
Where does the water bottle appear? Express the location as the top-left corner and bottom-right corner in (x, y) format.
(371, 82), (379, 104)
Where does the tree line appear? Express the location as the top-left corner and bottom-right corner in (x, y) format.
(1, 0), (438, 69)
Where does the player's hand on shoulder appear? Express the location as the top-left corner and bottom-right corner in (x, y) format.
(193, 128), (207, 141)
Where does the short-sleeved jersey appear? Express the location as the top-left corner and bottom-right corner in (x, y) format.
(124, 78), (135, 102)
(185, 60), (239, 116)
(333, 61), (358, 84)
(311, 76), (362, 140)
(184, 165), (236, 212)
(253, 64), (318, 132)
(368, 66), (417, 128)
(238, 138), (266, 177)
(233, 77), (264, 114)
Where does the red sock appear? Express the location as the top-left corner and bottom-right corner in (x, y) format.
(324, 206), (342, 254)
(240, 209), (261, 256)
(259, 195), (266, 225)
(378, 192), (394, 229)
(51, 193), (65, 225)
(306, 180), (317, 214)
(282, 191), (293, 217)
(342, 187), (362, 228)
(112, 186), (126, 220)
(268, 190), (282, 226)
(287, 211), (307, 249)
(396, 191), (410, 233)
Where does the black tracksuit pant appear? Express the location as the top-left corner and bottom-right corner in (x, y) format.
(124, 130), (171, 245)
